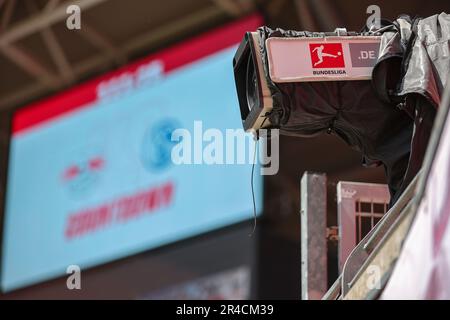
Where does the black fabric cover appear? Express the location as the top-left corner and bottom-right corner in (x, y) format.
(255, 13), (450, 203)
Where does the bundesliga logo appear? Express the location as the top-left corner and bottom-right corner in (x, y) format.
(309, 43), (345, 68)
(61, 155), (105, 196)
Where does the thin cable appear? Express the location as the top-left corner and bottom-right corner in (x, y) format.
(249, 137), (258, 237)
(248, 117), (268, 237)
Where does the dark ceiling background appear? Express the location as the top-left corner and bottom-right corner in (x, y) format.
(0, 0), (449, 299)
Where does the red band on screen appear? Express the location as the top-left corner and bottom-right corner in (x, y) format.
(12, 14), (263, 136)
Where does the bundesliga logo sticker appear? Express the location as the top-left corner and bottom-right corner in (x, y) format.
(309, 43), (345, 69)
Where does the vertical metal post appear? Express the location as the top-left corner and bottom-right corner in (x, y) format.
(301, 172), (327, 300)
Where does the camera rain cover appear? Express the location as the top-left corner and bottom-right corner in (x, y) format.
(253, 27), (415, 201)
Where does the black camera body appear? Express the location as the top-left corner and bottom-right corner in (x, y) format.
(232, 26), (414, 203)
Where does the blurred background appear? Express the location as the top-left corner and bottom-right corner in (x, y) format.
(0, 0), (449, 299)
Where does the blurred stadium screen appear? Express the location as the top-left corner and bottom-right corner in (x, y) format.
(0, 14), (263, 292)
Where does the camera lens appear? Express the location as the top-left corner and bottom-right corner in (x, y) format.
(246, 55), (257, 111)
